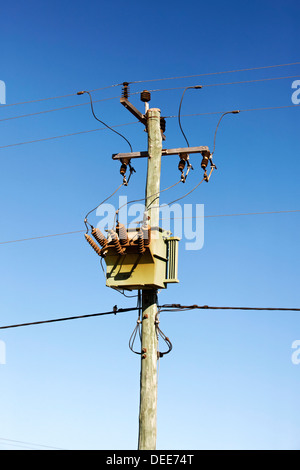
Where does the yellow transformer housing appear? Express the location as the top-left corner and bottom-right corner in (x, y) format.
(103, 226), (179, 291)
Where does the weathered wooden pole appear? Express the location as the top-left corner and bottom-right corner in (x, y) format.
(138, 108), (162, 450)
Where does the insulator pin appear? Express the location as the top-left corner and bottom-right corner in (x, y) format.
(85, 234), (103, 257)
(91, 227), (108, 249)
(122, 82), (129, 99)
(140, 90), (151, 102)
(201, 153), (210, 170)
(138, 230), (145, 254)
(178, 158), (186, 172)
(141, 224), (151, 246)
(116, 223), (128, 245)
(109, 230), (125, 255)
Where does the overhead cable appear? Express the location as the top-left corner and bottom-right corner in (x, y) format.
(1, 74), (299, 125)
(128, 61), (300, 84)
(160, 304), (300, 312)
(1, 304), (299, 331)
(0, 103), (298, 150)
(0, 307), (139, 330)
(0, 209), (299, 245)
(2, 61), (299, 110)
(0, 122), (137, 149)
(77, 90), (133, 152)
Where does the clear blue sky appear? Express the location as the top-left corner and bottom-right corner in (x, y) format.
(0, 0), (299, 450)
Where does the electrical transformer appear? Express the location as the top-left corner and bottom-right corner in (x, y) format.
(105, 226), (179, 291)
(89, 224), (179, 291)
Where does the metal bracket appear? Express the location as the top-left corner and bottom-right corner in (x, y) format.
(120, 94), (166, 140)
(112, 146), (211, 161)
(120, 97), (147, 126)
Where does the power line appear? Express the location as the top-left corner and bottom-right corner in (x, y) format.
(0, 437), (63, 450)
(0, 83), (121, 108)
(2, 61), (298, 110)
(139, 74), (300, 95)
(0, 102), (298, 150)
(0, 210), (299, 245)
(1, 73), (299, 125)
(160, 304), (300, 312)
(164, 209), (300, 220)
(129, 61), (300, 85)
(0, 307), (138, 330)
(1, 304), (299, 331)
(165, 103), (300, 119)
(0, 122), (137, 149)
(0, 229), (85, 244)
(0, 95), (120, 123)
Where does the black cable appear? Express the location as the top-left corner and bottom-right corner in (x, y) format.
(77, 90), (133, 152)
(113, 179), (182, 229)
(160, 304), (300, 312)
(1, 303), (299, 331)
(211, 110), (240, 157)
(0, 307), (139, 330)
(129, 291), (142, 355)
(84, 182), (124, 233)
(155, 310), (172, 358)
(178, 86), (202, 147)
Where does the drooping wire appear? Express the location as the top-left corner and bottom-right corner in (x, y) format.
(211, 110), (240, 157)
(129, 291), (143, 355)
(84, 182), (124, 233)
(148, 166), (214, 212)
(155, 309), (173, 358)
(77, 90), (133, 152)
(178, 86), (202, 147)
(113, 179), (182, 229)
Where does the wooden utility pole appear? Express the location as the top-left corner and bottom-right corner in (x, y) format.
(138, 108), (162, 450)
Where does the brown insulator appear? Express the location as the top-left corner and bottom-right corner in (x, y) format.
(178, 158), (186, 172)
(201, 154), (210, 170)
(122, 82), (129, 99)
(138, 230), (145, 254)
(116, 223), (128, 245)
(109, 230), (125, 255)
(120, 162), (127, 176)
(91, 227), (108, 249)
(141, 224), (151, 246)
(85, 233), (102, 257)
(140, 90), (151, 103)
